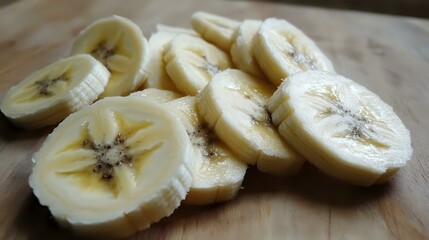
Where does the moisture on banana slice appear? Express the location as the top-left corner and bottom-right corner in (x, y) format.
(131, 88), (183, 103)
(29, 96), (195, 238)
(268, 71), (412, 186)
(230, 19), (265, 77)
(198, 69), (304, 176)
(0, 54), (109, 129)
(164, 34), (233, 96)
(254, 18), (335, 85)
(191, 11), (240, 51)
(71, 15), (149, 98)
(166, 96), (247, 205)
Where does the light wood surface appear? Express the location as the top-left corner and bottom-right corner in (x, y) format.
(1, 0), (429, 239)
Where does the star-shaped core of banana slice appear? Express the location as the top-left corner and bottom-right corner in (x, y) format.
(54, 112), (160, 198)
(71, 16), (149, 97)
(13, 70), (71, 104)
(307, 85), (390, 149)
(199, 55), (221, 77)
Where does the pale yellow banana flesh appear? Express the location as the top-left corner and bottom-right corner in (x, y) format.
(131, 88), (183, 103)
(197, 69), (304, 176)
(164, 34), (233, 96)
(71, 15), (149, 97)
(191, 11), (240, 51)
(0, 54), (110, 129)
(166, 96), (247, 205)
(230, 19), (265, 77)
(141, 26), (199, 91)
(268, 71), (412, 186)
(254, 18), (335, 85)
(141, 31), (183, 92)
(156, 24), (199, 36)
(13, 12), (414, 240)
(29, 96), (194, 238)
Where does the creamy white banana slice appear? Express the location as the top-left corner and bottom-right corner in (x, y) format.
(142, 25), (198, 91)
(131, 88), (183, 103)
(268, 71), (412, 186)
(230, 19), (264, 77)
(164, 34), (233, 96)
(254, 18), (335, 85)
(29, 96), (194, 238)
(197, 69), (304, 176)
(156, 23), (199, 36)
(165, 96), (247, 205)
(71, 15), (149, 97)
(191, 11), (240, 51)
(141, 31), (191, 92)
(0, 54), (109, 129)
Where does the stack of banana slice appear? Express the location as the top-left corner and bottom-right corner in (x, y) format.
(0, 11), (413, 238)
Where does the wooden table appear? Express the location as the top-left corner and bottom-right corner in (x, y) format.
(1, 0), (428, 239)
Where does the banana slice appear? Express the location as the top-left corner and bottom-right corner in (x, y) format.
(166, 96), (247, 205)
(131, 88), (182, 103)
(141, 31), (182, 92)
(71, 15), (149, 97)
(164, 34), (233, 96)
(29, 96), (194, 238)
(141, 28), (198, 92)
(0, 54), (109, 129)
(230, 19), (264, 77)
(268, 71), (412, 186)
(254, 18), (335, 85)
(191, 11), (240, 51)
(156, 24), (199, 36)
(197, 69), (304, 176)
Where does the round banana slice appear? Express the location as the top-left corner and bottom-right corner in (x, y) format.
(254, 18), (335, 85)
(131, 88), (183, 103)
(164, 34), (233, 96)
(0, 54), (109, 129)
(166, 96), (247, 205)
(230, 19), (264, 77)
(268, 71), (412, 186)
(141, 32), (182, 92)
(156, 23), (199, 36)
(29, 96), (194, 238)
(71, 15), (149, 97)
(191, 11), (240, 51)
(197, 69), (304, 176)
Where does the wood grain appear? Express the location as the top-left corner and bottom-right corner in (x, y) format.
(1, 0), (428, 239)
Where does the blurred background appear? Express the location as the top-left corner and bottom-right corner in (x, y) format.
(242, 0), (429, 18)
(1, 0), (428, 18)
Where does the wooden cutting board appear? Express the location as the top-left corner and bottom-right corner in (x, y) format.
(1, 0), (428, 239)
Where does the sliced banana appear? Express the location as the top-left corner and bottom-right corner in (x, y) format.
(141, 31), (182, 92)
(131, 88), (182, 103)
(165, 96), (247, 205)
(254, 18), (335, 85)
(156, 24), (199, 36)
(0, 54), (109, 129)
(29, 96), (194, 238)
(197, 69), (304, 176)
(268, 71), (412, 186)
(230, 19), (264, 77)
(164, 34), (233, 96)
(191, 11), (240, 51)
(71, 15), (149, 97)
